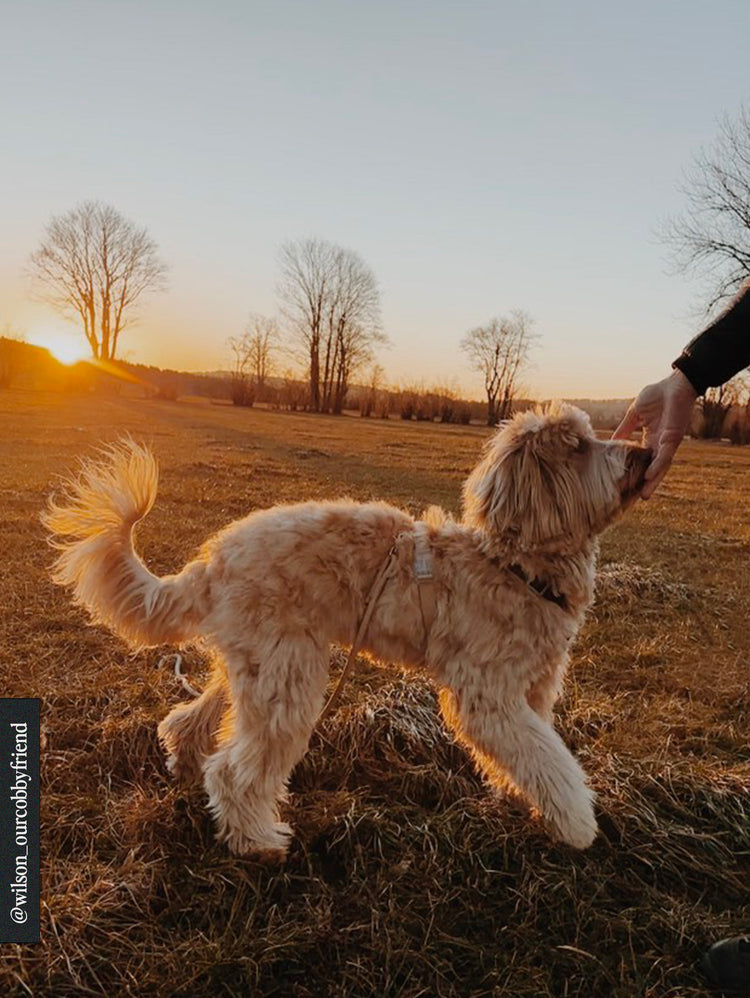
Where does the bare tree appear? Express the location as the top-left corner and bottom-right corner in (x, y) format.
(359, 363), (385, 417)
(277, 238), (384, 413)
(245, 313), (278, 393)
(228, 337), (255, 407)
(461, 311), (537, 425)
(664, 105), (750, 312)
(227, 313), (278, 407)
(29, 201), (167, 361)
(277, 239), (329, 411)
(279, 368), (310, 411)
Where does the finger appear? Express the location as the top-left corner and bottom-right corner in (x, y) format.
(612, 406), (641, 440)
(644, 443), (676, 482)
(640, 470), (667, 500)
(640, 442), (678, 499)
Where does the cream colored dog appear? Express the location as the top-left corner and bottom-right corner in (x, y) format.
(45, 404), (649, 858)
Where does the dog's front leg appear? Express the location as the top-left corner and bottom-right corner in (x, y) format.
(524, 661), (566, 725)
(440, 688), (597, 849)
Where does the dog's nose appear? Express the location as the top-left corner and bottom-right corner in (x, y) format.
(623, 445), (652, 495)
(627, 444), (652, 468)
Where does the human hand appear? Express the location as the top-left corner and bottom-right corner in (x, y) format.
(612, 368), (698, 499)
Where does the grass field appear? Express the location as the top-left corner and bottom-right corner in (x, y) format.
(1, 388), (749, 998)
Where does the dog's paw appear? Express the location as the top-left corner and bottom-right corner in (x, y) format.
(555, 807), (598, 850)
(224, 821), (293, 860)
(249, 847), (289, 866)
(164, 750), (203, 788)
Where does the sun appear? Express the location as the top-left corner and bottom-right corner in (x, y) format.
(48, 339), (86, 366)
(31, 329), (88, 366)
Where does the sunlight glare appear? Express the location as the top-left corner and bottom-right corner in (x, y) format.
(33, 330), (87, 366)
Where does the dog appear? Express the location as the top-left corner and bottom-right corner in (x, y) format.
(44, 403), (650, 858)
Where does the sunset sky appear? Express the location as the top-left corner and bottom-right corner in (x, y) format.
(2, 1), (749, 399)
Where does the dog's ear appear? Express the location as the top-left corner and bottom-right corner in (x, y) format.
(462, 412), (583, 549)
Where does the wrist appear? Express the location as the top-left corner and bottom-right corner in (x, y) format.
(671, 356), (704, 398)
(668, 365), (699, 401)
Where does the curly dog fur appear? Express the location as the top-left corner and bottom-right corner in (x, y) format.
(44, 403), (650, 858)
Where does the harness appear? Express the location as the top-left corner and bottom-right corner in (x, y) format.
(317, 526), (436, 723)
(316, 527), (567, 725)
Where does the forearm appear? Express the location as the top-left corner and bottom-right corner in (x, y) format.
(672, 281), (750, 395)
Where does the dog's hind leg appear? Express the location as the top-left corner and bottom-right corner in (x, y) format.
(202, 637), (328, 859)
(158, 658), (229, 787)
(440, 688), (597, 849)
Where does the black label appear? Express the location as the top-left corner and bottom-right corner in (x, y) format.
(0, 699), (40, 944)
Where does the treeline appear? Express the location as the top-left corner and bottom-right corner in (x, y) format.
(12, 331), (750, 442)
(274, 379), (491, 424)
(0, 336), (495, 423)
(231, 370), (494, 424)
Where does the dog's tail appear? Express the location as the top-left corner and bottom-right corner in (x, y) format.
(43, 439), (210, 648)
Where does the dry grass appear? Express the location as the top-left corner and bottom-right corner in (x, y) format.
(1, 388), (748, 997)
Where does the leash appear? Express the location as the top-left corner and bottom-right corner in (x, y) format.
(158, 652), (201, 698)
(316, 539), (402, 724)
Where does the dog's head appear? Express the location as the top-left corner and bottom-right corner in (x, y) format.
(462, 403), (650, 553)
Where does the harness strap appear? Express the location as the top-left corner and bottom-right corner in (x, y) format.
(413, 522), (438, 646)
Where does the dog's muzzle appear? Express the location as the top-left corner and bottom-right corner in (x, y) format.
(619, 444), (652, 502)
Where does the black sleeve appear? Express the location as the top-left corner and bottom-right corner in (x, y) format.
(672, 282), (750, 395)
